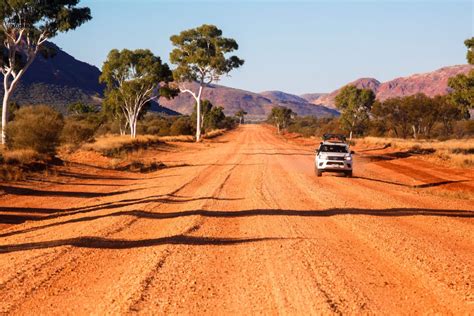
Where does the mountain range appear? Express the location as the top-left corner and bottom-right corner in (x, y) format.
(1, 43), (471, 118)
(301, 65), (473, 109)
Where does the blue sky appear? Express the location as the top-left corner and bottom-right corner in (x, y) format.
(54, 0), (473, 94)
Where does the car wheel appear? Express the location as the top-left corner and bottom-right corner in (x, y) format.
(346, 171), (353, 178)
(317, 169), (322, 177)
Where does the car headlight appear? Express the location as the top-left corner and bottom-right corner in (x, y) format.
(345, 155), (352, 161)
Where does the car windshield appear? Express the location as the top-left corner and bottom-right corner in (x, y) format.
(319, 145), (348, 153)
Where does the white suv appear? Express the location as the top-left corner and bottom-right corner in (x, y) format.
(315, 134), (353, 177)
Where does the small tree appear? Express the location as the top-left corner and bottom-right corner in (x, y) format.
(335, 85), (375, 140)
(448, 71), (474, 118)
(6, 105), (64, 154)
(68, 102), (97, 115)
(170, 24), (244, 142)
(447, 37), (474, 118)
(235, 109), (247, 124)
(0, 0), (92, 144)
(435, 95), (463, 136)
(464, 37), (474, 65)
(268, 106), (294, 134)
(100, 49), (175, 138)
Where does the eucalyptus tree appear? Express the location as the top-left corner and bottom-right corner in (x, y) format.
(0, 0), (92, 144)
(100, 49), (175, 138)
(268, 106), (294, 134)
(335, 85), (375, 140)
(447, 37), (474, 118)
(170, 24), (244, 141)
(235, 109), (247, 125)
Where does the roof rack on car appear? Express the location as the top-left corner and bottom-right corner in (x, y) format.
(322, 133), (347, 143)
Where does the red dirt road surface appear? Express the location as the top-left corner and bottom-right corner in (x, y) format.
(0, 125), (473, 314)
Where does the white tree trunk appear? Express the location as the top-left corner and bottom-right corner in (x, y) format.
(1, 91), (10, 144)
(195, 85), (203, 142)
(178, 83), (205, 142)
(1, 51), (39, 144)
(129, 114), (138, 139)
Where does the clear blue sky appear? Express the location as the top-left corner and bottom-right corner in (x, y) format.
(54, 0), (473, 95)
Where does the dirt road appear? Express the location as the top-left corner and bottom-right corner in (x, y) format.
(0, 125), (473, 314)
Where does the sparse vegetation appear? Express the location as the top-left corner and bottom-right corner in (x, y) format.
(287, 116), (344, 137)
(6, 105), (64, 155)
(268, 106), (295, 134)
(99, 48), (176, 138)
(355, 137), (474, 168)
(0, 0), (92, 144)
(61, 118), (96, 147)
(335, 85), (375, 140)
(170, 24), (244, 141)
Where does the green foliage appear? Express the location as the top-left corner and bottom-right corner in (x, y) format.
(61, 118), (95, 146)
(0, 0), (91, 69)
(138, 115), (173, 136)
(100, 48), (176, 138)
(287, 116), (344, 137)
(0, 1), (92, 36)
(335, 85), (375, 139)
(447, 70), (474, 117)
(372, 94), (464, 139)
(6, 105), (64, 154)
(268, 106), (295, 133)
(191, 99), (235, 132)
(170, 116), (194, 136)
(68, 102), (98, 115)
(465, 37), (474, 65)
(204, 106), (226, 130)
(235, 109), (247, 124)
(170, 24), (244, 141)
(170, 24), (244, 84)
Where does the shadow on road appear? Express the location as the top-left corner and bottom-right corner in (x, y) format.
(0, 185), (137, 198)
(0, 235), (283, 254)
(353, 176), (469, 188)
(1, 206), (472, 253)
(1, 206), (472, 241)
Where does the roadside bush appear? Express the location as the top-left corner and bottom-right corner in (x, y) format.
(6, 105), (64, 155)
(61, 118), (96, 146)
(139, 115), (173, 136)
(287, 116), (344, 137)
(170, 116), (194, 136)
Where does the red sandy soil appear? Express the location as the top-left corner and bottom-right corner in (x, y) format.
(0, 125), (473, 314)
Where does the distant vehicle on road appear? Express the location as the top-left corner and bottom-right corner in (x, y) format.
(315, 134), (353, 177)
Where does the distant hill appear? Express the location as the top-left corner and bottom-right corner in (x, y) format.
(304, 65), (473, 108)
(160, 83), (338, 120)
(299, 93), (328, 104)
(0, 42), (178, 116)
(4, 43), (469, 119)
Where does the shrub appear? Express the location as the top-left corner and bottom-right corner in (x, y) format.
(6, 105), (64, 155)
(61, 118), (96, 146)
(140, 115), (173, 136)
(2, 149), (42, 165)
(170, 116), (194, 136)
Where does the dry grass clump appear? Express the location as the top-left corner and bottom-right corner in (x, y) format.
(1, 149), (42, 165)
(157, 135), (194, 142)
(83, 135), (163, 157)
(356, 137), (474, 168)
(0, 149), (48, 181)
(84, 129), (228, 157)
(203, 129), (226, 139)
(115, 160), (166, 173)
